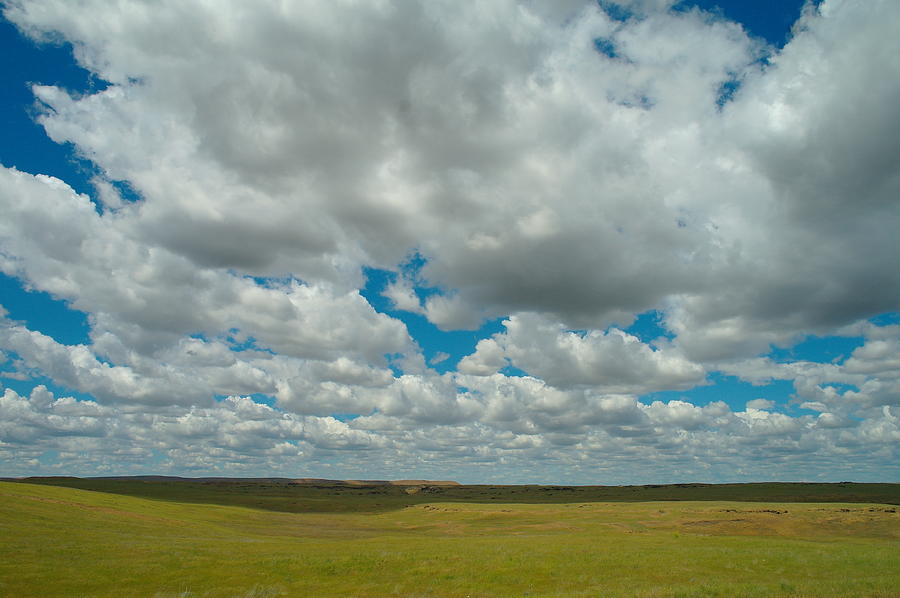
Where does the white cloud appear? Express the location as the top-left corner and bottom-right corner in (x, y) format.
(428, 352), (450, 366)
(843, 340), (900, 377)
(460, 313), (705, 394)
(643, 399), (730, 431)
(0, 167), (414, 365)
(458, 338), (508, 376)
(1, 376), (897, 482)
(5, 0), (897, 340)
(423, 294), (483, 331)
(716, 327), (900, 418)
(0, 0), (898, 480)
(746, 399), (775, 411)
(382, 279), (424, 314)
(1, 319), (212, 406)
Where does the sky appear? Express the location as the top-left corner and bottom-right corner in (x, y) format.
(0, 0), (898, 484)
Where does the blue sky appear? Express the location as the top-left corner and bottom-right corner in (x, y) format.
(1, 0), (898, 483)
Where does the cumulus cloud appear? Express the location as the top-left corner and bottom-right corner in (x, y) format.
(5, 377), (896, 482)
(0, 167), (413, 364)
(5, 0), (897, 338)
(1, 319), (212, 406)
(460, 313), (705, 393)
(1, 0), (898, 480)
(746, 399), (775, 411)
(0, 385), (390, 474)
(382, 279), (425, 315)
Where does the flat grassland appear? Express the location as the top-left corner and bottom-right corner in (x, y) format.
(0, 479), (897, 597)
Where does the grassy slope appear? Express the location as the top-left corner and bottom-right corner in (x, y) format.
(0, 480), (898, 598)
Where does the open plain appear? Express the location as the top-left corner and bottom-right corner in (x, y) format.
(0, 478), (897, 597)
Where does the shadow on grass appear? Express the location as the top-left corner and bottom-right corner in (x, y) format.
(6, 477), (899, 515)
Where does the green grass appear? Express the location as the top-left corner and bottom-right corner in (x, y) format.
(0, 480), (897, 597)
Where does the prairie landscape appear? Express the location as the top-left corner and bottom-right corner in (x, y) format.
(2, 5), (900, 598)
(1, 478), (897, 598)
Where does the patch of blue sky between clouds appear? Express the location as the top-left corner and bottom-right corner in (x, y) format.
(105, 179), (142, 204)
(1, 272), (91, 345)
(643, 372), (795, 413)
(223, 333), (276, 355)
(715, 77), (742, 109)
(330, 413), (361, 423)
(361, 266), (504, 374)
(673, 0), (823, 48)
(242, 273), (306, 289)
(623, 309), (674, 345)
(1, 373), (98, 404)
(592, 37), (618, 59)
(599, 0), (821, 47)
(596, 1), (635, 24)
(869, 312), (900, 326)
(768, 334), (864, 365)
(0, 17), (109, 201)
(499, 364), (529, 378)
(765, 313), (898, 365)
(393, 252), (449, 306)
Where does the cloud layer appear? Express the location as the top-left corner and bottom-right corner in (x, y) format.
(1, 0), (898, 481)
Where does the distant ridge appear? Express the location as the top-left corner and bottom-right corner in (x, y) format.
(344, 479), (461, 487)
(3, 477), (897, 504)
(5, 475), (461, 486)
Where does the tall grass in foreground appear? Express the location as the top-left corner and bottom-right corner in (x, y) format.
(0, 481), (897, 597)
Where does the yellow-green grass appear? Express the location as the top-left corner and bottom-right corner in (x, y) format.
(1, 481), (897, 597)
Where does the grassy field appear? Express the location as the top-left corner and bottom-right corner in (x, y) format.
(0, 479), (897, 597)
